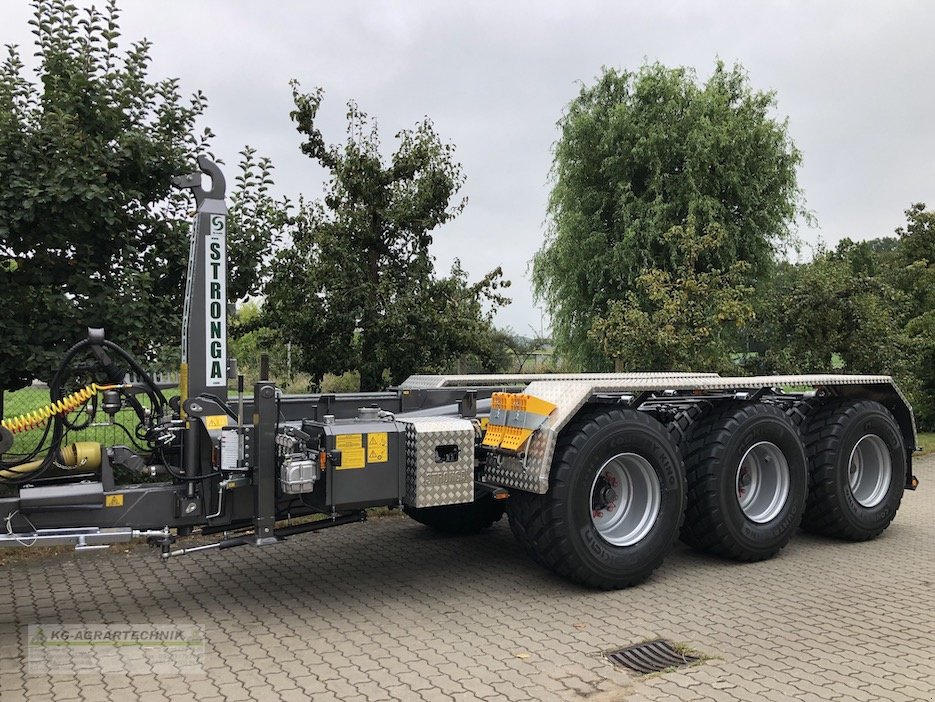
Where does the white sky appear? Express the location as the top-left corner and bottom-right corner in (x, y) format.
(2, 0), (934, 333)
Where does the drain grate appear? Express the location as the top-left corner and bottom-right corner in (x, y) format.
(606, 639), (700, 674)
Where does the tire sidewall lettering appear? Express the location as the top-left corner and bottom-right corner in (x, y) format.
(566, 412), (684, 575)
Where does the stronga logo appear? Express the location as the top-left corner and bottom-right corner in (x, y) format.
(205, 214), (227, 386)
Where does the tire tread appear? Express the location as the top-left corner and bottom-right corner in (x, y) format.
(801, 399), (904, 540)
(678, 402), (805, 561)
(507, 408), (685, 589)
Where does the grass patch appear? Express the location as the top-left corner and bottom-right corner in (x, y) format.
(917, 432), (935, 457)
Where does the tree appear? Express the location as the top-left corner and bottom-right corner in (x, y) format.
(226, 147), (288, 301)
(589, 220), (755, 373)
(748, 241), (911, 381)
(892, 204), (935, 428)
(0, 1), (273, 391)
(533, 61), (803, 368)
(263, 85), (510, 390)
(227, 300), (301, 388)
(747, 209), (934, 431)
(0, 0), (208, 390)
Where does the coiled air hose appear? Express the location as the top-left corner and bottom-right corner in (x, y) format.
(1, 383), (117, 434)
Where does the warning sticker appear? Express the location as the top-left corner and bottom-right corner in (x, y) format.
(336, 434), (365, 470)
(338, 447), (365, 470)
(203, 414), (228, 430)
(367, 433), (388, 463)
(105, 494), (124, 508)
(336, 434), (362, 450)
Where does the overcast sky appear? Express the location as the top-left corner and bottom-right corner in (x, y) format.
(2, 1), (934, 332)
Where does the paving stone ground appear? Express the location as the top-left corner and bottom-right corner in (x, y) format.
(1, 454), (933, 702)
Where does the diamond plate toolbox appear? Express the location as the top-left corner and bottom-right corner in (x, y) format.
(400, 417), (474, 508)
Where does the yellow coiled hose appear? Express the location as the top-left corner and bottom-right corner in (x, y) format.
(1, 383), (117, 434)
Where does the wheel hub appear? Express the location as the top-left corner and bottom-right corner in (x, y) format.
(847, 434), (892, 508)
(589, 453), (661, 547)
(735, 441), (790, 524)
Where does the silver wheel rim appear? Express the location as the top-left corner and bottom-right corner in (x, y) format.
(848, 434), (892, 508)
(590, 453), (661, 547)
(736, 441), (790, 524)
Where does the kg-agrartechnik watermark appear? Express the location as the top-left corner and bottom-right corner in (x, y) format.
(27, 624), (205, 675)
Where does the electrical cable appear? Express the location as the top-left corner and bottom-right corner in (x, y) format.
(156, 446), (221, 482)
(111, 421), (154, 454)
(61, 391), (96, 432)
(0, 339), (79, 482)
(102, 340), (168, 409)
(1, 418), (52, 465)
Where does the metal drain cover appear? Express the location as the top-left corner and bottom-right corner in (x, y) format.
(606, 639), (700, 674)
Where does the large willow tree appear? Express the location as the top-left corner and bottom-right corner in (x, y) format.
(533, 61), (803, 369)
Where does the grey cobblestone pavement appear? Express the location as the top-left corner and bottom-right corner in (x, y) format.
(1, 454), (933, 701)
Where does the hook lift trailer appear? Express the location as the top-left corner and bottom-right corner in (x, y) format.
(0, 159), (921, 588)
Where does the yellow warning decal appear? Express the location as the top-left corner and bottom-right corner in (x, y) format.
(336, 434), (362, 450)
(204, 414), (229, 430)
(339, 447), (365, 469)
(367, 433), (388, 463)
(105, 494), (124, 507)
(336, 434), (365, 470)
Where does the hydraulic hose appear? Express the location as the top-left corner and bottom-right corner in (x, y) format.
(0, 334), (169, 483)
(102, 340), (168, 409)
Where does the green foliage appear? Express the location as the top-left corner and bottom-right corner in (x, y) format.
(0, 0), (208, 389)
(228, 301), (289, 383)
(320, 371), (360, 394)
(0, 1), (275, 391)
(892, 205), (935, 428)
(263, 85), (510, 390)
(227, 147), (288, 301)
(589, 221), (755, 372)
(749, 243), (911, 379)
(533, 61), (803, 367)
(498, 328), (552, 373)
(917, 432), (935, 457)
(748, 205), (935, 429)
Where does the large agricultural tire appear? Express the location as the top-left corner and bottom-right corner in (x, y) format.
(786, 397), (821, 429)
(403, 495), (505, 535)
(667, 402), (713, 446)
(506, 408), (686, 589)
(800, 400), (905, 541)
(678, 402), (808, 562)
